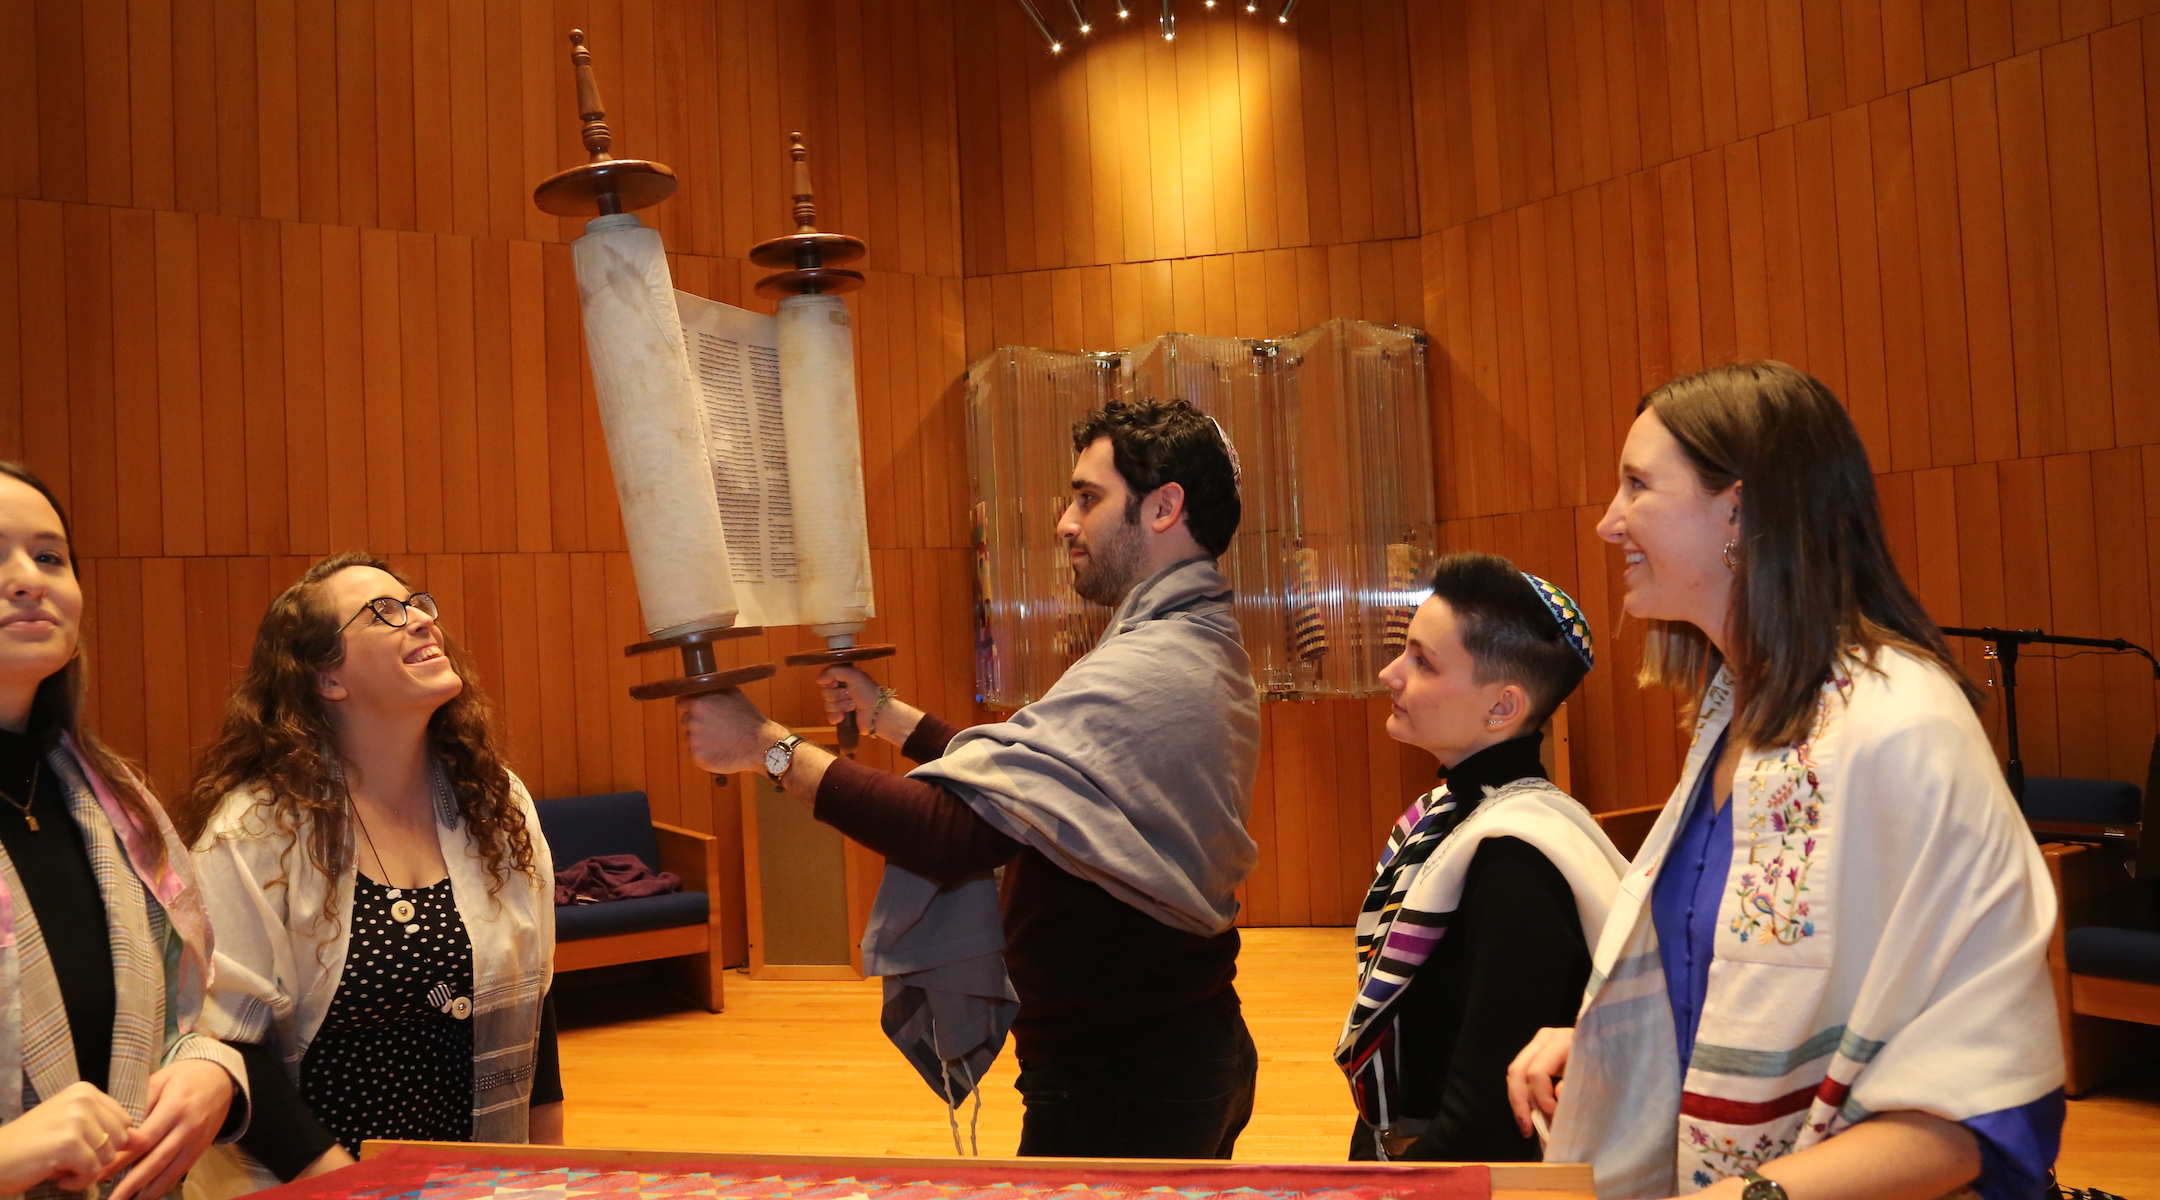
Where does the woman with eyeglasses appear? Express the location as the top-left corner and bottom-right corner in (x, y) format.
(0, 462), (245, 1200)
(173, 552), (558, 1196)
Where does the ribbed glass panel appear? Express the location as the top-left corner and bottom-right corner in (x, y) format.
(966, 319), (1433, 708)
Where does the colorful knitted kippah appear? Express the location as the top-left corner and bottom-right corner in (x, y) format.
(1522, 572), (1594, 670)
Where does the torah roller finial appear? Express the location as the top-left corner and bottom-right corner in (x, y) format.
(748, 133), (868, 299)
(532, 30), (681, 218)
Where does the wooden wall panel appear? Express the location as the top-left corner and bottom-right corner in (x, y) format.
(962, 1), (2160, 924)
(6, 0), (961, 273)
(951, 5), (1417, 277)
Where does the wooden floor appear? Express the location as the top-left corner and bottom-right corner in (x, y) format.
(556, 927), (2160, 1191)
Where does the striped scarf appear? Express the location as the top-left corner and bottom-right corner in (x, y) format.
(1336, 784), (1469, 1127)
(1337, 774), (1628, 1134)
(0, 741), (232, 1200)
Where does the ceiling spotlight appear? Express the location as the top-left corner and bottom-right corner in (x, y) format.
(1276, 0), (1299, 21)
(1065, 0), (1091, 34)
(1117, 6), (1129, 15)
(1161, 0), (1175, 39)
(1017, 0), (1062, 52)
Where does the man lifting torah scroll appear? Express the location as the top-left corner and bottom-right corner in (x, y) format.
(682, 400), (1263, 1160)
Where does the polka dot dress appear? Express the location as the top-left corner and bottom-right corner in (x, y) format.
(300, 873), (476, 1154)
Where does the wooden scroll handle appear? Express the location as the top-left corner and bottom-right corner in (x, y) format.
(625, 625), (775, 702)
(531, 30), (679, 217)
(783, 644), (898, 756)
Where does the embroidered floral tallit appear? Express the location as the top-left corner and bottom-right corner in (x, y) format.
(1546, 651), (2063, 1199)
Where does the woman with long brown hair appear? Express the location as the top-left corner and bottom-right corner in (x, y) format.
(1506, 363), (2061, 1199)
(0, 463), (243, 1200)
(176, 552), (558, 1196)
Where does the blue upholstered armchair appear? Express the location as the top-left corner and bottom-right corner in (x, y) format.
(535, 791), (727, 1013)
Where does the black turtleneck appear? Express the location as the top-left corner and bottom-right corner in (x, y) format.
(1348, 730), (1594, 1164)
(1434, 733), (1552, 814)
(0, 727), (115, 1092)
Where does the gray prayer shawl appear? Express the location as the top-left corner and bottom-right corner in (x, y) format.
(187, 770), (553, 1197)
(915, 556), (1261, 933)
(0, 746), (245, 1200)
(866, 557), (1260, 1104)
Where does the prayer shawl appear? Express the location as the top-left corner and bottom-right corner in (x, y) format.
(1546, 651), (2062, 1199)
(0, 738), (245, 1200)
(865, 557), (1261, 1103)
(188, 770), (553, 1197)
(1336, 778), (1625, 1132)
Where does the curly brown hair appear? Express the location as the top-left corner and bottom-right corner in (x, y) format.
(174, 551), (536, 930)
(0, 463), (166, 867)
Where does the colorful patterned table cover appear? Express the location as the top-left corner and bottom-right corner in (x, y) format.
(257, 1147), (1490, 1200)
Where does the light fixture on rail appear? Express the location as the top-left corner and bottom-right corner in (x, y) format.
(1017, 0), (1062, 51)
(1161, 0), (1175, 39)
(1064, 0), (1092, 33)
(1276, 0), (1299, 21)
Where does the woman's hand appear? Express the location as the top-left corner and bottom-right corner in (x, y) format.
(0, 1081), (132, 1194)
(107, 1058), (235, 1200)
(295, 1145), (357, 1180)
(816, 665), (922, 745)
(1506, 1026), (1574, 1137)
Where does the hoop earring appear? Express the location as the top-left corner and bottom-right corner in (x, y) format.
(1723, 541), (1738, 571)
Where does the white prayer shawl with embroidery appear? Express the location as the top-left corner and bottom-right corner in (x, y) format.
(1336, 779), (1625, 1130)
(187, 770), (552, 1196)
(0, 739), (244, 1200)
(1546, 650), (2063, 1199)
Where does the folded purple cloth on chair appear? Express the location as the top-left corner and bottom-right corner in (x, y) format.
(553, 853), (682, 906)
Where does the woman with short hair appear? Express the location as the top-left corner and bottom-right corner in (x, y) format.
(1340, 553), (1625, 1163)
(0, 463), (244, 1200)
(1508, 362), (2062, 1199)
(177, 552), (558, 1196)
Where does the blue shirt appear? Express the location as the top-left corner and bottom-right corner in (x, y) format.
(1651, 731), (1730, 1073)
(1647, 731), (2063, 1200)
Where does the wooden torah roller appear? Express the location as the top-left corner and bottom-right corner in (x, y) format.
(783, 643), (897, 755)
(625, 625), (777, 701)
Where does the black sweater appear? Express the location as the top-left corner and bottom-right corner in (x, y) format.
(0, 728), (115, 1093)
(1350, 735), (1596, 1163)
(816, 714), (1241, 1062)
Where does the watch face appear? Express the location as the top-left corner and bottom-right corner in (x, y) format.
(765, 744), (790, 776)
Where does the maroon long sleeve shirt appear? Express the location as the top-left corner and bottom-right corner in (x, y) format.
(815, 714), (1242, 1063)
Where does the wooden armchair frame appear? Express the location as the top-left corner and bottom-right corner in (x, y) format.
(553, 820), (727, 1014)
(2040, 842), (2160, 1095)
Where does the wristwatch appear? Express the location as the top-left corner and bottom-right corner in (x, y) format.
(1739, 1170), (1789, 1200)
(764, 734), (805, 784)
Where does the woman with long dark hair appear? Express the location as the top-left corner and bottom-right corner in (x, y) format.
(0, 463), (243, 1200)
(176, 552), (558, 1196)
(1507, 363), (2061, 1199)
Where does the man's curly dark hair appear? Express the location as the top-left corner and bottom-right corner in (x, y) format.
(1070, 398), (1242, 557)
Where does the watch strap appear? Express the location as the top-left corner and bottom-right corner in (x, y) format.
(1739, 1170), (1788, 1200)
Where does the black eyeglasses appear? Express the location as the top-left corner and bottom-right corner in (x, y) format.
(338, 592), (439, 635)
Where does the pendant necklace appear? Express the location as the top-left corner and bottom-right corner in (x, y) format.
(0, 758), (44, 832)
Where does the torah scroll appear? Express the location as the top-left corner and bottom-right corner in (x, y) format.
(572, 212), (741, 639)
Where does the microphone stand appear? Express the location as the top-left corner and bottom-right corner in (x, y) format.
(1940, 626), (2160, 801)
